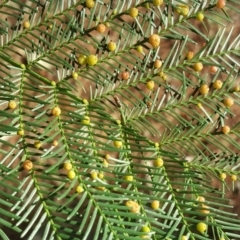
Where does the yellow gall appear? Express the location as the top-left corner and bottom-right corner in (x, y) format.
(193, 62), (203, 72)
(51, 81), (56, 86)
(159, 71), (164, 78)
(125, 200), (140, 213)
(34, 140), (42, 149)
(141, 226), (150, 233)
(102, 159), (109, 168)
(96, 23), (106, 33)
(86, 0), (95, 9)
(52, 140), (58, 146)
(67, 170), (76, 180)
(20, 64), (26, 69)
(231, 175), (237, 181)
(76, 185), (84, 193)
(181, 236), (188, 240)
(197, 196), (205, 203)
(124, 175), (134, 181)
(144, 3), (150, 9)
(233, 85), (240, 92)
(146, 80), (155, 90)
(51, 106), (61, 117)
(196, 222), (207, 234)
(23, 160), (33, 171)
(220, 172), (227, 180)
(154, 59), (162, 69)
(107, 41), (116, 51)
(176, 4), (189, 16)
(8, 100), (17, 109)
(91, 171), (98, 180)
(72, 72), (78, 80)
(216, 0), (226, 9)
(83, 99), (88, 105)
(148, 34), (160, 48)
(113, 140), (123, 148)
(129, 204), (140, 213)
(199, 84), (209, 95)
(23, 21), (30, 28)
(63, 161), (72, 171)
(141, 236), (150, 239)
(186, 51), (194, 60)
(121, 71), (130, 80)
(129, 7), (138, 18)
(78, 55), (87, 65)
(98, 172), (104, 179)
(213, 80), (223, 89)
(199, 204), (210, 215)
(87, 55), (98, 66)
(154, 158), (164, 167)
(162, 74), (167, 81)
(125, 200), (135, 208)
(81, 116), (90, 125)
(96, 185), (106, 191)
(223, 97), (234, 107)
(136, 46), (143, 53)
(151, 200), (160, 210)
(222, 126), (230, 134)
(153, 0), (163, 6)
(17, 129), (24, 136)
(196, 13), (204, 21)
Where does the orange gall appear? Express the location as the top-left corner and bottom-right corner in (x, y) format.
(154, 59), (162, 68)
(121, 71), (130, 80)
(23, 160), (33, 171)
(96, 23), (106, 33)
(223, 97), (234, 107)
(222, 126), (230, 134)
(209, 66), (218, 74)
(216, 0), (226, 9)
(148, 34), (160, 48)
(186, 51), (194, 60)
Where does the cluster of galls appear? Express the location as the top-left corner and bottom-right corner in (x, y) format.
(175, 0), (225, 18)
(198, 77), (235, 135)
